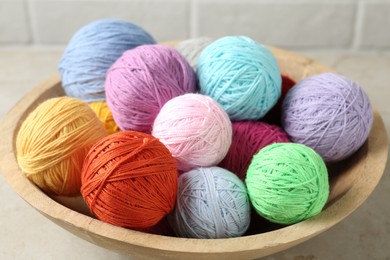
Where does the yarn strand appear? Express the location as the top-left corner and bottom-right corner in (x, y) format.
(16, 97), (107, 195)
(282, 73), (373, 162)
(81, 131), (178, 228)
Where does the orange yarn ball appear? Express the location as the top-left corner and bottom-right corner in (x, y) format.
(16, 97), (107, 196)
(81, 130), (178, 229)
(88, 101), (120, 134)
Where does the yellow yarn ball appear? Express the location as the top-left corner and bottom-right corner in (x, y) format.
(16, 97), (107, 196)
(89, 101), (120, 134)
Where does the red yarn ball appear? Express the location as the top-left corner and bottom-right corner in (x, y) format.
(263, 74), (296, 125)
(81, 131), (178, 229)
(219, 121), (290, 180)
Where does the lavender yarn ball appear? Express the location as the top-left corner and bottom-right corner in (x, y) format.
(171, 167), (250, 239)
(105, 45), (196, 133)
(282, 73), (373, 162)
(175, 37), (213, 70)
(59, 19), (156, 102)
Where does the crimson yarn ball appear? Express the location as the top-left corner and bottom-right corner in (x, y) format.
(219, 121), (290, 180)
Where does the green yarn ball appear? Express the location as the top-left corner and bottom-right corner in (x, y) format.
(246, 143), (329, 225)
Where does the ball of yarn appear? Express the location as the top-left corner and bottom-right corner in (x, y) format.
(282, 73), (373, 162)
(88, 101), (120, 134)
(246, 143), (329, 225)
(197, 36), (282, 120)
(219, 121), (290, 180)
(106, 45), (196, 133)
(171, 166), (250, 238)
(81, 131), (178, 229)
(175, 37), (213, 69)
(59, 19), (156, 102)
(16, 97), (107, 196)
(152, 93), (232, 172)
(262, 75), (296, 125)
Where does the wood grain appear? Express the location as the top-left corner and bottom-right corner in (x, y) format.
(0, 48), (387, 260)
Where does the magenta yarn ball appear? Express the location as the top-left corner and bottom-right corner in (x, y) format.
(219, 121), (290, 180)
(282, 73), (373, 162)
(105, 44), (196, 133)
(152, 93), (232, 172)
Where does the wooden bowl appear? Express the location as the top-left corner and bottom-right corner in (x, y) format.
(0, 46), (388, 260)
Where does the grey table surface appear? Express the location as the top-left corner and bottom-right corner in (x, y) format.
(0, 48), (389, 260)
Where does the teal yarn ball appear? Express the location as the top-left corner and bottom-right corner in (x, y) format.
(197, 36), (282, 121)
(171, 167), (251, 239)
(246, 143), (329, 225)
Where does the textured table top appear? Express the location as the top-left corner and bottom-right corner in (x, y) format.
(0, 48), (389, 260)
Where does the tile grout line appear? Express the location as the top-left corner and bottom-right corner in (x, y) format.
(351, 0), (365, 51)
(189, 0), (198, 38)
(25, 0), (38, 45)
(21, 0), (33, 44)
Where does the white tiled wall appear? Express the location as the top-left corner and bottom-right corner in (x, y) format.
(0, 0), (389, 49)
(0, 0), (31, 44)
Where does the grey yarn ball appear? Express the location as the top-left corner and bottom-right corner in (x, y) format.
(171, 166), (251, 239)
(175, 37), (213, 70)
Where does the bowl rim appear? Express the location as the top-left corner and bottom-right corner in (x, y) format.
(0, 47), (388, 258)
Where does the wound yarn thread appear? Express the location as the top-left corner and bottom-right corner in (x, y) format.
(152, 93), (232, 172)
(219, 121), (290, 180)
(246, 143), (329, 225)
(171, 166), (250, 239)
(105, 45), (196, 133)
(282, 73), (373, 162)
(59, 19), (156, 102)
(16, 97), (107, 196)
(262, 75), (296, 125)
(89, 101), (120, 134)
(81, 131), (178, 229)
(197, 36), (282, 121)
(175, 37), (213, 70)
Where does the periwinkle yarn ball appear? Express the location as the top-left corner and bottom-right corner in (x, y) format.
(282, 73), (373, 162)
(175, 37), (213, 69)
(219, 121), (290, 181)
(152, 93), (232, 172)
(106, 45), (196, 133)
(197, 36), (282, 120)
(171, 167), (250, 239)
(59, 19), (156, 102)
(246, 143), (329, 225)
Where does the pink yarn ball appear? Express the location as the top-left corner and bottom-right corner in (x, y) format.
(219, 121), (290, 180)
(105, 44), (196, 133)
(152, 93), (232, 172)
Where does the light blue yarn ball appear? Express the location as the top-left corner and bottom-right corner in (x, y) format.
(59, 19), (156, 102)
(197, 36), (282, 121)
(171, 166), (251, 239)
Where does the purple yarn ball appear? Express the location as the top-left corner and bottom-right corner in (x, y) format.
(281, 73), (373, 162)
(105, 45), (196, 133)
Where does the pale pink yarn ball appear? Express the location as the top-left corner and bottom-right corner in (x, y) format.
(152, 93), (232, 172)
